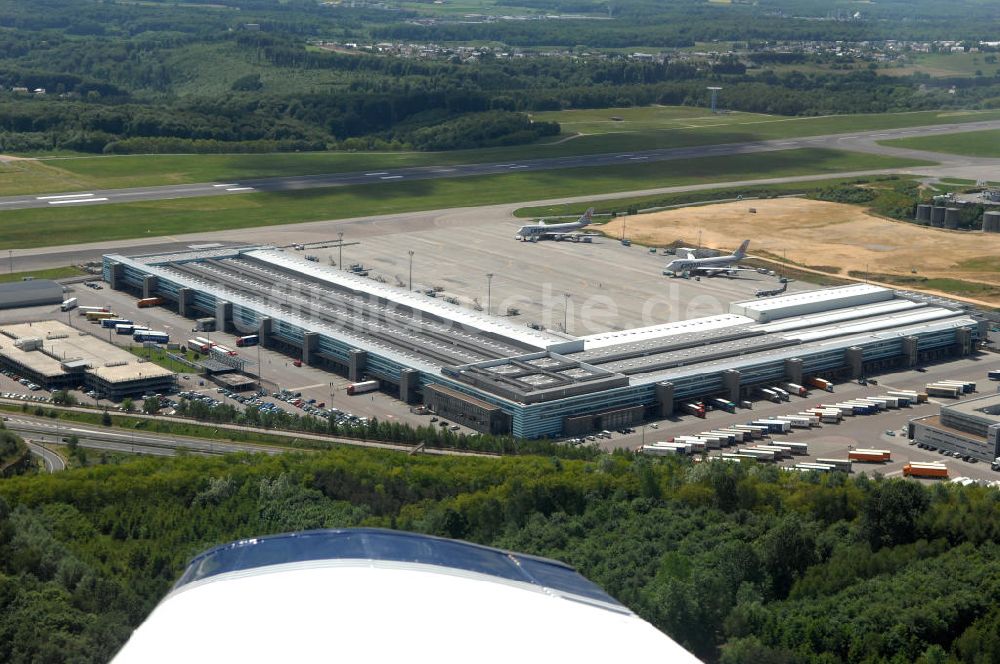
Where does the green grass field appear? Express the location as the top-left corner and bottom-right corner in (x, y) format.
(879, 128), (1000, 158)
(0, 149), (926, 249)
(887, 52), (1000, 78)
(3, 107), (992, 197)
(513, 175), (905, 218)
(0, 266), (86, 283)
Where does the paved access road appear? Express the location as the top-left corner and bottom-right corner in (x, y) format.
(3, 120), (1000, 212)
(24, 440), (66, 472)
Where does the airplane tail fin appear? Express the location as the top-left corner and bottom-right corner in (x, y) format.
(734, 240), (750, 258)
(578, 207), (595, 226)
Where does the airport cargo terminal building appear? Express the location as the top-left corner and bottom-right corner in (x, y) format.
(105, 247), (986, 438)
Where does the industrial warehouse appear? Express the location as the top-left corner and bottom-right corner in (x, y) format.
(104, 247), (987, 438)
(910, 393), (1000, 464)
(0, 320), (175, 399)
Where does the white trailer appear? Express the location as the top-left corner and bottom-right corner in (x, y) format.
(925, 383), (961, 398)
(737, 448), (778, 461)
(774, 415), (812, 429)
(60, 298), (78, 311)
(815, 458), (853, 472)
(733, 424), (767, 438)
(794, 463), (835, 472)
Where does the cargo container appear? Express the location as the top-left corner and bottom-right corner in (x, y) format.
(774, 415), (812, 429)
(771, 387), (790, 401)
(860, 397), (887, 410)
(815, 458), (853, 472)
(751, 445), (792, 459)
(848, 449), (891, 463)
(807, 377), (834, 392)
(711, 398), (737, 414)
(794, 412), (821, 424)
(137, 297), (165, 308)
(925, 384), (961, 398)
(719, 453), (757, 462)
(702, 431), (734, 445)
(86, 310), (115, 322)
(775, 441), (808, 455)
(60, 298), (78, 312)
(236, 334), (259, 347)
(754, 387), (781, 403)
(682, 402), (706, 418)
(737, 448), (778, 461)
(903, 462), (948, 479)
(195, 317), (216, 332)
(781, 382), (808, 397)
(101, 318), (133, 329)
(843, 401), (876, 415)
(794, 463), (835, 472)
(887, 390), (919, 404)
(347, 380), (379, 395)
(733, 424), (766, 439)
(683, 436), (715, 450)
(750, 419), (791, 434)
(133, 330), (169, 343)
(717, 428), (751, 443)
(193, 336), (214, 349)
(641, 444), (685, 457)
(936, 380), (976, 393)
(877, 396), (899, 409)
(820, 404), (854, 416)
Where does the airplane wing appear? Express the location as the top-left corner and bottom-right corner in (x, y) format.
(111, 529), (702, 664)
(698, 266), (757, 276)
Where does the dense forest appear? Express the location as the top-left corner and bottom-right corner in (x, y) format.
(0, 0), (998, 154)
(2, 445), (1000, 663)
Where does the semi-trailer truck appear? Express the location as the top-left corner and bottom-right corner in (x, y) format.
(137, 297), (165, 308)
(925, 384), (961, 398)
(682, 403), (706, 418)
(236, 335), (259, 347)
(781, 382), (808, 397)
(848, 449), (891, 463)
(815, 458), (852, 472)
(60, 298), (78, 312)
(347, 380), (379, 395)
(807, 377), (834, 392)
(133, 330), (169, 343)
(903, 462), (948, 479)
(101, 318), (133, 329)
(989, 370), (1000, 381)
(711, 398), (736, 414)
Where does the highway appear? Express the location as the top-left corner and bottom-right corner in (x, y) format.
(24, 440), (66, 472)
(0, 407), (495, 459)
(4, 415), (294, 458)
(3, 119), (1000, 213)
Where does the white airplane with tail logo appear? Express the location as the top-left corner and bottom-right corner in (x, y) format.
(515, 208), (596, 242)
(663, 240), (752, 277)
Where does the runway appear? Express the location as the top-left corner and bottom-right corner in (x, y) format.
(3, 119), (999, 213)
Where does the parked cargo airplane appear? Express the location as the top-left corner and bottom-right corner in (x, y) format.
(111, 529), (702, 664)
(515, 207), (595, 242)
(663, 240), (752, 277)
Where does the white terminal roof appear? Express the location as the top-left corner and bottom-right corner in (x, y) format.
(579, 314), (752, 350)
(0, 321), (172, 383)
(111, 562), (698, 664)
(731, 284), (893, 321)
(248, 249), (573, 352)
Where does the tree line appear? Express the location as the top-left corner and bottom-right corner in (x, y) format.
(2, 448), (999, 662)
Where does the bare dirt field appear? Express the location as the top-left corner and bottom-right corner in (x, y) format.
(602, 198), (1000, 305)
